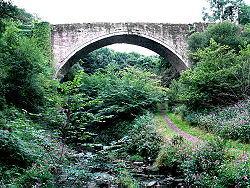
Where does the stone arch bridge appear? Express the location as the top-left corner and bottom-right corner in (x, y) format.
(51, 22), (208, 77)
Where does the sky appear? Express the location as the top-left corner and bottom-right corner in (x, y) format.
(12, 0), (250, 56)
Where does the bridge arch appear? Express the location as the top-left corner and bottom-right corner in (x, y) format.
(51, 22), (209, 78)
(56, 33), (187, 77)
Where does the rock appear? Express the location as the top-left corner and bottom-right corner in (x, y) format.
(103, 145), (123, 150)
(112, 159), (123, 163)
(147, 181), (157, 187)
(133, 173), (147, 178)
(81, 143), (103, 151)
(86, 182), (97, 188)
(133, 162), (144, 165)
(165, 177), (175, 181)
(93, 144), (103, 150)
(110, 186), (119, 188)
(145, 164), (159, 173)
(174, 179), (184, 182)
(131, 168), (143, 173)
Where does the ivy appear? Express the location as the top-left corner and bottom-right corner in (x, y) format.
(32, 22), (53, 61)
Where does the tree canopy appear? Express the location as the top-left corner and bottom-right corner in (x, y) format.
(202, 0), (249, 24)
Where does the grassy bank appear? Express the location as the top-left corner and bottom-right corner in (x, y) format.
(165, 112), (250, 154)
(153, 111), (249, 187)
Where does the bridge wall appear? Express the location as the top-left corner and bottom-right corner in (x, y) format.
(51, 22), (208, 76)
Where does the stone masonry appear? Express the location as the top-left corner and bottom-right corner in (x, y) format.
(51, 22), (208, 77)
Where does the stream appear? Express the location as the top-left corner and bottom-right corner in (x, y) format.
(64, 142), (185, 187)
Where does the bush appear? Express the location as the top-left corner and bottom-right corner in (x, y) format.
(155, 137), (249, 187)
(179, 40), (249, 110)
(182, 138), (226, 186)
(156, 135), (185, 176)
(203, 21), (244, 52)
(0, 130), (35, 167)
(188, 99), (250, 142)
(219, 154), (249, 187)
(166, 79), (186, 111)
(188, 21), (245, 58)
(0, 22), (56, 113)
(172, 104), (189, 117)
(124, 112), (163, 160)
(76, 65), (163, 126)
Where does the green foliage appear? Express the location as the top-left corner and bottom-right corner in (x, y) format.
(0, 0), (17, 35)
(58, 71), (103, 144)
(155, 57), (179, 87)
(65, 47), (167, 80)
(76, 65), (163, 127)
(166, 80), (185, 110)
(188, 21), (245, 62)
(0, 108), (50, 185)
(0, 1), (38, 36)
(202, 0), (249, 25)
(0, 22), (56, 112)
(94, 120), (133, 143)
(156, 135), (185, 175)
(0, 129), (35, 167)
(32, 22), (53, 61)
(178, 39), (249, 110)
(186, 99), (250, 143)
(124, 113), (163, 160)
(182, 138), (226, 186)
(187, 32), (204, 53)
(204, 21), (244, 51)
(238, 5), (250, 25)
(15, 7), (39, 25)
(116, 169), (140, 187)
(156, 136), (249, 187)
(219, 154), (249, 187)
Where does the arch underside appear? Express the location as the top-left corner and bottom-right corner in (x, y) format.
(58, 34), (188, 77)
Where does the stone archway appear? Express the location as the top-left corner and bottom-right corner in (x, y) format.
(51, 22), (208, 77)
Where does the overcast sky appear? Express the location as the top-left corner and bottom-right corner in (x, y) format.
(12, 0), (250, 55)
(13, 0), (209, 24)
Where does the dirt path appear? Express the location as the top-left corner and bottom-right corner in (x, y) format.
(159, 111), (201, 143)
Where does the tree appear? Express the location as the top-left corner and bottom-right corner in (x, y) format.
(0, 0), (17, 35)
(178, 39), (249, 110)
(58, 71), (103, 144)
(188, 21), (245, 63)
(155, 57), (179, 87)
(202, 0), (249, 25)
(0, 22), (55, 112)
(75, 65), (163, 126)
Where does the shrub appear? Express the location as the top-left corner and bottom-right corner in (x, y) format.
(76, 65), (163, 127)
(155, 137), (246, 187)
(182, 138), (226, 185)
(166, 79), (186, 111)
(189, 99), (249, 142)
(156, 135), (186, 176)
(0, 130), (35, 168)
(188, 21), (245, 57)
(124, 112), (163, 160)
(179, 40), (249, 110)
(172, 104), (189, 117)
(219, 154), (249, 187)
(0, 22), (56, 113)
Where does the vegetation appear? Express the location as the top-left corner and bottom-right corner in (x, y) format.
(202, 0), (249, 24)
(0, 0), (249, 187)
(66, 47), (179, 87)
(185, 99), (250, 143)
(156, 137), (249, 187)
(162, 3), (249, 186)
